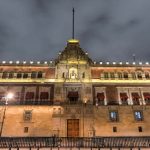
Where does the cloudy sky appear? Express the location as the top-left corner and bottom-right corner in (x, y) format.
(0, 0), (150, 62)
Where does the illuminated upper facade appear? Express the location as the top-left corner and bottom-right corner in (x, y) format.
(0, 39), (150, 137)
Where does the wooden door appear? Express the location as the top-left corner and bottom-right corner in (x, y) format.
(67, 119), (79, 137)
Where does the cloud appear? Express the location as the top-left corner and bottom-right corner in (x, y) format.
(0, 0), (150, 62)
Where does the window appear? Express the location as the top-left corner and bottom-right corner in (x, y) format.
(110, 73), (115, 79)
(62, 72), (65, 78)
(15, 92), (21, 100)
(123, 72), (128, 79)
(109, 111), (118, 122)
(17, 73), (22, 78)
(37, 72), (43, 78)
(131, 72), (136, 80)
(97, 92), (105, 105)
(118, 72), (122, 79)
(40, 92), (49, 100)
(113, 126), (117, 132)
(8, 72), (14, 78)
(137, 72), (142, 79)
(24, 127), (29, 133)
(104, 72), (109, 79)
(131, 93), (140, 105)
(145, 72), (150, 79)
(31, 72), (37, 79)
(120, 93), (128, 105)
(134, 111), (143, 121)
(23, 110), (32, 121)
(25, 92), (34, 100)
(23, 73), (28, 78)
(138, 126), (143, 132)
(143, 92), (150, 105)
(2, 72), (8, 79)
(82, 72), (85, 78)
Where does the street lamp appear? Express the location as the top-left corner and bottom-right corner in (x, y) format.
(0, 92), (14, 136)
(83, 98), (87, 137)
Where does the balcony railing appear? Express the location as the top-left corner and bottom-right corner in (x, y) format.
(0, 100), (53, 105)
(0, 136), (150, 148)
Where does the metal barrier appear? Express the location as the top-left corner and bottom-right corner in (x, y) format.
(0, 136), (150, 148)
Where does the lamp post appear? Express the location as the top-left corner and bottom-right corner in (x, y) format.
(83, 98), (87, 137)
(0, 93), (13, 136)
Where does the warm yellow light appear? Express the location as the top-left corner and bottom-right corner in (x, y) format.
(6, 93), (14, 99)
(67, 39), (79, 43)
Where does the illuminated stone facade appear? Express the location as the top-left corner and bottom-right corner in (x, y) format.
(0, 39), (150, 137)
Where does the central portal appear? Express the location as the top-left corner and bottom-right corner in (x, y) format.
(67, 119), (79, 137)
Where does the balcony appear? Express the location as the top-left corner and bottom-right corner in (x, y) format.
(0, 99), (53, 106)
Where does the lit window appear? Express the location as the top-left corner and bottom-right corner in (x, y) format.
(23, 110), (32, 121)
(134, 111), (143, 121)
(109, 111), (118, 122)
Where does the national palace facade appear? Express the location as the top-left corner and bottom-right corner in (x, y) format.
(0, 39), (150, 140)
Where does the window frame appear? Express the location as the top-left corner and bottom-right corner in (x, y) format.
(134, 111), (143, 121)
(109, 111), (119, 122)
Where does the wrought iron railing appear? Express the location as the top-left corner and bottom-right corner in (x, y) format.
(0, 136), (150, 148)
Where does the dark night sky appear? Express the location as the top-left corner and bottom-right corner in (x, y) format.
(0, 0), (150, 62)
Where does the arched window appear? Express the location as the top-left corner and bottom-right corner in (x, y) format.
(110, 72), (115, 79)
(23, 73), (28, 78)
(2, 72), (8, 79)
(104, 72), (109, 79)
(8, 72), (14, 78)
(37, 71), (43, 78)
(31, 72), (37, 79)
(131, 72), (136, 80)
(137, 72), (142, 80)
(123, 72), (128, 79)
(145, 72), (150, 79)
(17, 72), (22, 78)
